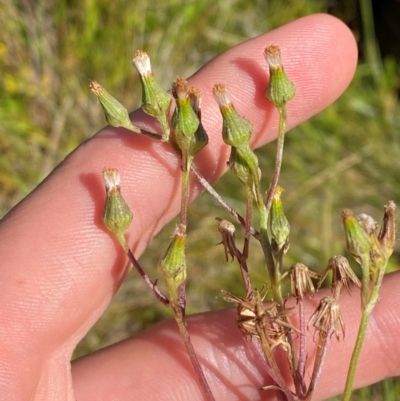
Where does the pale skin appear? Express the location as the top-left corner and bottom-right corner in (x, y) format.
(1, 13), (399, 401)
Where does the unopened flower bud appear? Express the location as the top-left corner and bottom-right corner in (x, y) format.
(269, 186), (290, 254)
(102, 168), (133, 247)
(228, 146), (260, 187)
(159, 224), (187, 302)
(188, 87), (209, 156)
(264, 45), (295, 109)
(342, 209), (373, 265)
(171, 77), (200, 170)
(213, 84), (260, 187)
(90, 81), (140, 133)
(132, 50), (172, 141)
(212, 84), (252, 147)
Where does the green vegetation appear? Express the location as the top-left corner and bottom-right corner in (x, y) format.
(1, 0), (399, 399)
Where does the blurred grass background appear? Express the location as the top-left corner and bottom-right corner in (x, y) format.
(1, 0), (400, 399)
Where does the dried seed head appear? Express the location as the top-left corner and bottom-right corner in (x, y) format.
(284, 263), (319, 301)
(309, 296), (345, 341)
(264, 45), (295, 109)
(102, 168), (133, 246)
(319, 255), (361, 297)
(223, 289), (296, 347)
(378, 200), (396, 258)
(89, 80), (140, 133)
(216, 218), (239, 262)
(132, 50), (172, 141)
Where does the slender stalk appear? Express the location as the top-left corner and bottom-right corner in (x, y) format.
(305, 328), (333, 401)
(126, 248), (169, 305)
(297, 299), (307, 397)
(180, 158), (193, 227)
(256, 323), (297, 401)
(172, 304), (216, 401)
(265, 106), (287, 214)
(191, 164), (258, 237)
(341, 281), (382, 401)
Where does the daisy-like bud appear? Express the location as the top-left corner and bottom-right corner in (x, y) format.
(309, 296), (345, 341)
(216, 218), (239, 262)
(212, 84), (252, 147)
(318, 255), (361, 297)
(188, 87), (209, 157)
(284, 263), (319, 301)
(159, 224), (187, 303)
(102, 168), (133, 247)
(264, 45), (295, 109)
(342, 209), (373, 265)
(132, 50), (172, 141)
(377, 200), (396, 259)
(269, 186), (290, 255)
(171, 77), (200, 170)
(213, 84), (260, 187)
(90, 80), (140, 133)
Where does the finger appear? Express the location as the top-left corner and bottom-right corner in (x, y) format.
(0, 13), (357, 397)
(72, 272), (400, 401)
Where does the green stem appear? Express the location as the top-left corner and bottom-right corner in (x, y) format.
(341, 282), (381, 401)
(180, 159), (192, 227)
(265, 106), (287, 214)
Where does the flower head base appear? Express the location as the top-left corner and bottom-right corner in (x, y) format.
(264, 45), (295, 109)
(216, 218), (238, 262)
(132, 50), (172, 141)
(90, 80), (140, 133)
(309, 296), (345, 341)
(102, 168), (133, 247)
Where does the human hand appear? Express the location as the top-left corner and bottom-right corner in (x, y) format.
(1, 13), (399, 401)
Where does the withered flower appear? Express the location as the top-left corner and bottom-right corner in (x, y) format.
(284, 263), (319, 301)
(319, 255), (361, 297)
(309, 296), (345, 341)
(216, 218), (239, 262)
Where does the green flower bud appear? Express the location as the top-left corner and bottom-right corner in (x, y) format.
(188, 87), (209, 156)
(269, 186), (290, 254)
(264, 45), (295, 109)
(341, 209), (373, 265)
(171, 77), (200, 170)
(132, 50), (172, 141)
(212, 84), (252, 148)
(90, 81), (140, 133)
(102, 168), (133, 247)
(228, 146), (260, 187)
(159, 224), (187, 302)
